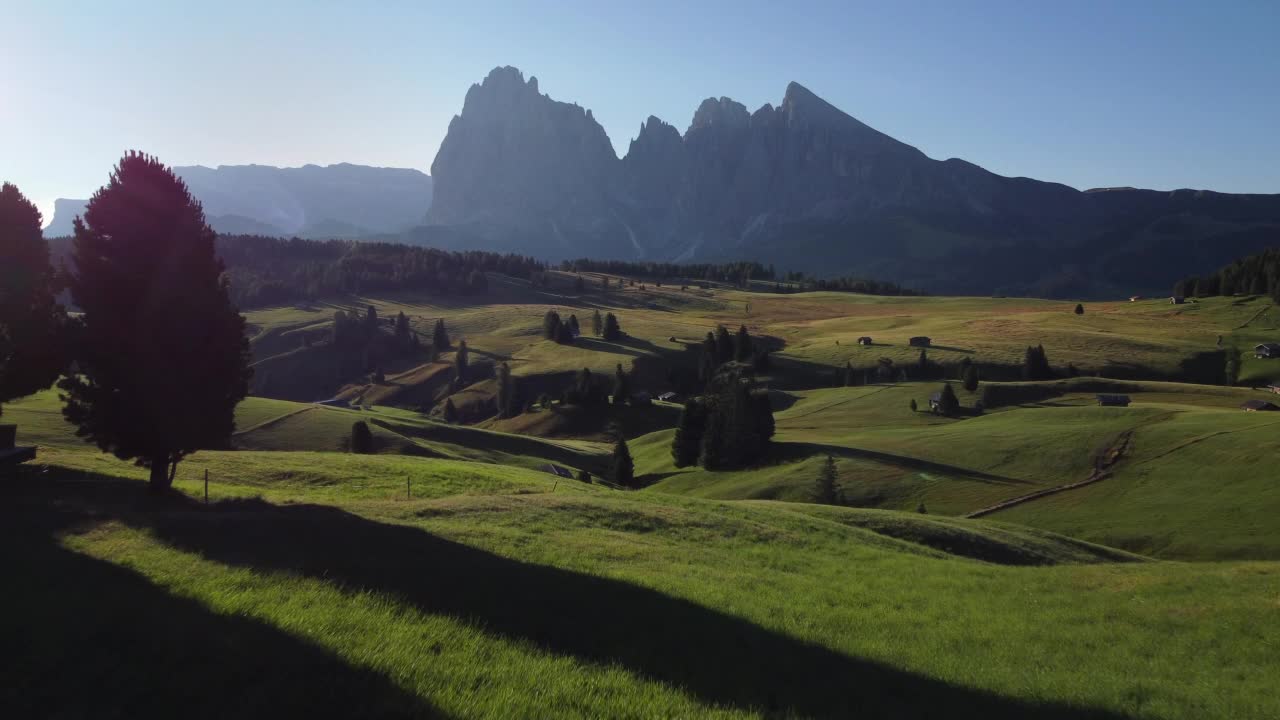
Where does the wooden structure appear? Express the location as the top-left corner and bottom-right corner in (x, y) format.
(909, 336), (932, 347)
(1254, 343), (1280, 359)
(856, 336), (873, 346)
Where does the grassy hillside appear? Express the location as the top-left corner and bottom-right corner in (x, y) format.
(4, 449), (1278, 719)
(636, 378), (1280, 560)
(241, 280), (1280, 417)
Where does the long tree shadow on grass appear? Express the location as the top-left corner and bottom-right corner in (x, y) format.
(40, 475), (1129, 719)
(0, 485), (443, 719)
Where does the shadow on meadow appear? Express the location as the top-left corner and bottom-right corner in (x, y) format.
(0, 478), (443, 719)
(3, 470), (1132, 720)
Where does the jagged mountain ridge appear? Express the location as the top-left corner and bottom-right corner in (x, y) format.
(426, 67), (1280, 296)
(44, 163), (433, 239)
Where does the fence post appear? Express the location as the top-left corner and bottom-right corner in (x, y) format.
(204, 469), (209, 505)
(406, 475), (410, 500)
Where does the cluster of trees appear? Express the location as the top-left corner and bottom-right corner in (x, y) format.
(1174, 248), (1280, 302)
(1022, 345), (1053, 381)
(671, 363), (775, 470)
(1, 154), (252, 491)
(542, 311), (580, 344)
(206, 236), (544, 308)
(698, 325), (768, 382)
(328, 305), (431, 383)
(559, 259), (774, 286)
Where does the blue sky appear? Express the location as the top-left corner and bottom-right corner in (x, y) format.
(4, 0), (1279, 225)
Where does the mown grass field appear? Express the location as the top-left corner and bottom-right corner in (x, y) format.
(4, 447), (1279, 719)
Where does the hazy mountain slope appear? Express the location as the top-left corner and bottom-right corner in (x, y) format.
(44, 163), (433, 239)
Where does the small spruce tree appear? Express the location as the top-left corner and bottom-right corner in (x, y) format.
(432, 318), (450, 349)
(612, 363), (631, 405)
(602, 312), (622, 341)
(936, 383), (960, 416)
(612, 436), (635, 488)
(734, 325), (752, 362)
(816, 455), (839, 505)
(351, 421), (374, 454)
(454, 340), (469, 383)
(1074, 303), (1085, 315)
(442, 397), (458, 423)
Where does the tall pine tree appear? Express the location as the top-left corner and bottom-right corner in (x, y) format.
(60, 153), (251, 492)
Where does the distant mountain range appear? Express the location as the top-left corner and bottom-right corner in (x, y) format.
(45, 163), (432, 239)
(425, 66), (1280, 297)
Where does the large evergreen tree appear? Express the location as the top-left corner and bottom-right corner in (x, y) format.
(591, 309), (603, 337)
(0, 183), (66, 416)
(60, 153), (251, 492)
(962, 364), (980, 393)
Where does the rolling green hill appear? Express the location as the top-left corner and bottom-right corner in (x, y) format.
(7, 284), (1280, 717)
(5, 450), (1278, 719)
(636, 378), (1280, 560)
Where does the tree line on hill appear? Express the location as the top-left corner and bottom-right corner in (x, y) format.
(214, 236), (544, 308)
(1, 154), (251, 491)
(1173, 247), (1280, 302)
(558, 259), (774, 286)
(46, 233), (547, 310)
(778, 272), (924, 297)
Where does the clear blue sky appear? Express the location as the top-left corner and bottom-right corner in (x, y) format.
(4, 0), (1278, 226)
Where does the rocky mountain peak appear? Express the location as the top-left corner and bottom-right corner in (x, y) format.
(688, 97), (750, 134)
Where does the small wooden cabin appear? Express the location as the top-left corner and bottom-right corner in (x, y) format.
(909, 336), (932, 347)
(1096, 394), (1131, 407)
(1254, 343), (1280, 359)
(857, 336), (873, 346)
